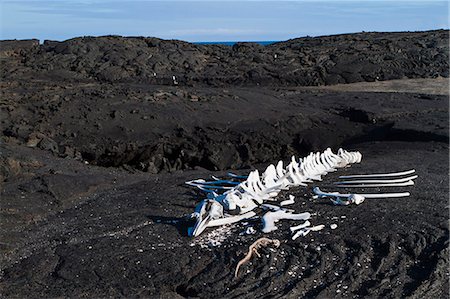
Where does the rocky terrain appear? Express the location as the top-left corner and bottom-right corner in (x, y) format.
(1, 30), (448, 86)
(0, 30), (449, 298)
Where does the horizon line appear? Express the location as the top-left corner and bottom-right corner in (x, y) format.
(2, 28), (448, 44)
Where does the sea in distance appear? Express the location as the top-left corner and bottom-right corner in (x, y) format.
(194, 41), (279, 46)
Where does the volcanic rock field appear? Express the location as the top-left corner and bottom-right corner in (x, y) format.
(0, 30), (449, 298)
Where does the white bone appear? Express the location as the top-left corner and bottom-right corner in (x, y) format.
(339, 169), (415, 179)
(276, 160), (285, 178)
(335, 175), (417, 184)
(313, 187), (410, 199)
(227, 172), (248, 179)
(336, 180), (415, 188)
(280, 195), (295, 206)
(262, 211), (311, 233)
(190, 200), (224, 237)
(291, 225), (325, 240)
(292, 228), (310, 240)
(290, 220), (311, 232)
(328, 194), (365, 205)
(310, 224), (325, 231)
(260, 204), (283, 211)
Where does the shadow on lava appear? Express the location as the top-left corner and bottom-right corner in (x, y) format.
(147, 215), (193, 237)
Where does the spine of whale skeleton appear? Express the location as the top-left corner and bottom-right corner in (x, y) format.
(187, 148), (362, 237)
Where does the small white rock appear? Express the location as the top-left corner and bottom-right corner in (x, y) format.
(245, 227), (256, 235)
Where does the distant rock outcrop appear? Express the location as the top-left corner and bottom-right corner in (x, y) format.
(1, 30), (448, 86)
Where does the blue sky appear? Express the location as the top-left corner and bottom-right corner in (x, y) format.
(0, 0), (448, 42)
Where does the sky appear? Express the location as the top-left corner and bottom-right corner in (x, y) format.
(0, 0), (448, 42)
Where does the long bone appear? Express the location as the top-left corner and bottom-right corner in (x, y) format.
(186, 179), (240, 186)
(290, 220), (311, 232)
(194, 185), (235, 190)
(335, 175), (418, 185)
(313, 187), (410, 199)
(339, 169), (415, 179)
(227, 172), (248, 179)
(335, 181), (414, 188)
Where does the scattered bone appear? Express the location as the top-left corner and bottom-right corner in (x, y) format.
(291, 225), (325, 240)
(330, 224), (338, 230)
(234, 237), (281, 278)
(339, 169), (415, 179)
(245, 227), (256, 235)
(290, 220), (311, 232)
(292, 228), (310, 240)
(331, 194), (365, 206)
(280, 195), (295, 206)
(262, 211), (311, 233)
(310, 225), (325, 231)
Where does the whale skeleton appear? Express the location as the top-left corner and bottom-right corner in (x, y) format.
(187, 147), (363, 237)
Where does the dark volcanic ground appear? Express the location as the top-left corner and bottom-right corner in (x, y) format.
(0, 30), (449, 298)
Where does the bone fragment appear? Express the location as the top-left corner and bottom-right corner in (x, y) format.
(262, 211), (311, 233)
(280, 195), (296, 206)
(290, 220), (311, 232)
(291, 225), (324, 240)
